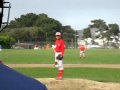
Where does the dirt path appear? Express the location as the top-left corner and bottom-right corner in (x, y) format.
(6, 64), (120, 68)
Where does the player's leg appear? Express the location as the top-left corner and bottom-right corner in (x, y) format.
(55, 52), (59, 67)
(56, 59), (64, 80)
(80, 51), (83, 58)
(55, 52), (64, 80)
(83, 51), (85, 58)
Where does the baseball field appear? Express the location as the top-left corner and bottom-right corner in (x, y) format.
(0, 48), (120, 90)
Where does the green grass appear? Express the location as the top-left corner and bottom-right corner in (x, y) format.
(0, 49), (54, 64)
(0, 49), (120, 64)
(1, 49), (120, 82)
(14, 67), (120, 82)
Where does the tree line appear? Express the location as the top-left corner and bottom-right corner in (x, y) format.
(0, 13), (119, 48)
(0, 13), (75, 48)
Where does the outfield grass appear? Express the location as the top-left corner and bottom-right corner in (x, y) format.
(14, 67), (120, 82)
(1, 49), (120, 82)
(0, 49), (120, 64)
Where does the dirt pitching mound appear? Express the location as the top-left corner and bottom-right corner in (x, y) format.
(37, 78), (120, 90)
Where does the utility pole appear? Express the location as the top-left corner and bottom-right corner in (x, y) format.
(74, 31), (79, 48)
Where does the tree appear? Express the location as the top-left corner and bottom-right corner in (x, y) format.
(83, 28), (91, 38)
(6, 27), (45, 42)
(8, 13), (62, 42)
(108, 24), (119, 36)
(9, 13), (62, 30)
(89, 19), (108, 30)
(9, 13), (38, 28)
(62, 26), (75, 42)
(1, 13), (77, 48)
(88, 19), (110, 40)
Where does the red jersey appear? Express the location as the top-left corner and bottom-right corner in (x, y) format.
(80, 45), (86, 51)
(55, 39), (65, 56)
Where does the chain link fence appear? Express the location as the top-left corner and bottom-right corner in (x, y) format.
(12, 41), (77, 49)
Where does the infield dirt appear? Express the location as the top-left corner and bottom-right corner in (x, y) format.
(37, 78), (120, 90)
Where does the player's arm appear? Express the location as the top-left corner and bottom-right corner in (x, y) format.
(52, 45), (56, 52)
(61, 40), (65, 57)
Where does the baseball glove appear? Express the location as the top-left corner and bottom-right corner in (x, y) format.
(56, 54), (63, 60)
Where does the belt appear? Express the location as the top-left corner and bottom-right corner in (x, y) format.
(56, 51), (61, 52)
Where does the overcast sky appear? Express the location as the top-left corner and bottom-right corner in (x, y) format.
(5, 0), (120, 30)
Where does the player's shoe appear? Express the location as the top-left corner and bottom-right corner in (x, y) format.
(56, 76), (63, 80)
(55, 62), (59, 67)
(55, 65), (59, 68)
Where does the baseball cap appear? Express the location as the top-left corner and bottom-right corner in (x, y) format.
(55, 32), (61, 36)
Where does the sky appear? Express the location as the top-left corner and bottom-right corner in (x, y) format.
(4, 0), (120, 30)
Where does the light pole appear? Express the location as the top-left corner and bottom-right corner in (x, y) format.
(74, 31), (79, 48)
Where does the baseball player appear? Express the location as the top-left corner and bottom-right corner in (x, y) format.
(79, 44), (86, 58)
(52, 32), (65, 80)
(0, 45), (2, 51)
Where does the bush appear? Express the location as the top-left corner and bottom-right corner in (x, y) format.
(0, 35), (16, 48)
